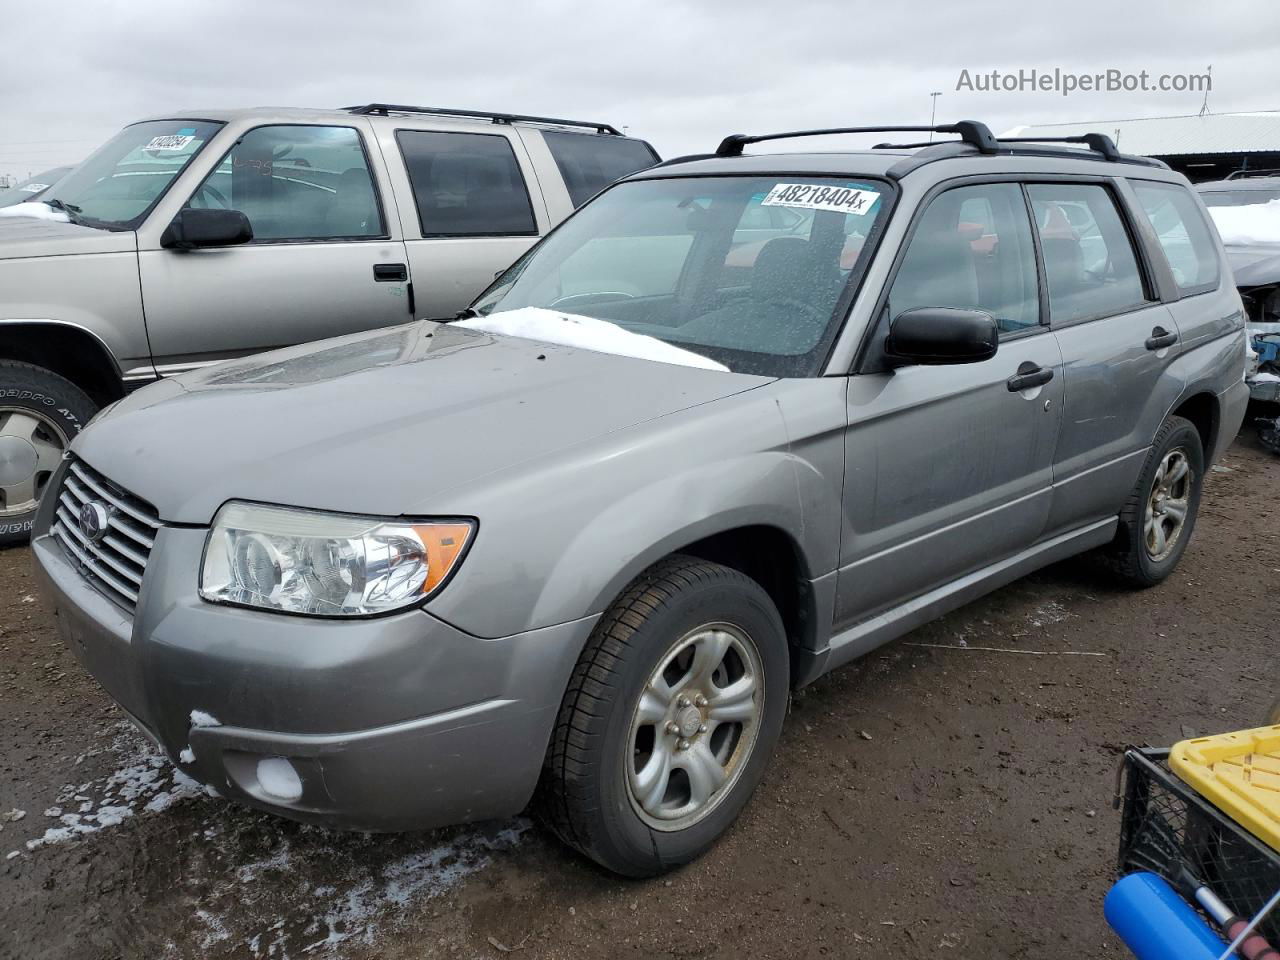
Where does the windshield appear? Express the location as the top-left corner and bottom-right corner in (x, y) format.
(42, 120), (223, 228)
(1201, 188), (1280, 208)
(472, 175), (890, 376)
(0, 167), (73, 208)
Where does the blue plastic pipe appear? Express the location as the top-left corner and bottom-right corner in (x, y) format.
(1104, 872), (1229, 960)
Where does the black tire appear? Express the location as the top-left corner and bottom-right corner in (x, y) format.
(0, 361), (97, 548)
(1099, 415), (1204, 587)
(536, 555), (789, 877)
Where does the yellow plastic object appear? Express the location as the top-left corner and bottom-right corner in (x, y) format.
(1170, 725), (1280, 853)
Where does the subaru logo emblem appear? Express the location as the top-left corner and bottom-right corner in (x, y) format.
(78, 500), (112, 544)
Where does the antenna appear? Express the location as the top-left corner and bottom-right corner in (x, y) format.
(1198, 65), (1212, 117)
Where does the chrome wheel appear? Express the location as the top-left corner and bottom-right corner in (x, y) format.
(1145, 447), (1192, 562)
(625, 622), (763, 831)
(0, 407), (67, 518)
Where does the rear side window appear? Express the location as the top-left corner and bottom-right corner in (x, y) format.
(1131, 181), (1221, 294)
(542, 131), (659, 207)
(1027, 184), (1149, 325)
(889, 183), (1041, 336)
(397, 131), (537, 238)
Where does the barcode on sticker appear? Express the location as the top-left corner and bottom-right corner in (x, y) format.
(761, 183), (879, 216)
(144, 135), (195, 151)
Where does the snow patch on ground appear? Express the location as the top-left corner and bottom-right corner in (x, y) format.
(456, 306), (729, 372)
(190, 821), (530, 958)
(0, 201), (69, 222)
(1028, 600), (1073, 628)
(24, 723), (207, 851)
(1208, 200), (1280, 246)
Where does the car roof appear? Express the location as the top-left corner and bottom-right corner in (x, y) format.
(627, 144), (1188, 185)
(131, 104), (630, 137)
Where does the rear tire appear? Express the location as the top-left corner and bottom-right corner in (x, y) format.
(536, 555), (788, 877)
(1099, 415), (1204, 588)
(0, 361), (96, 548)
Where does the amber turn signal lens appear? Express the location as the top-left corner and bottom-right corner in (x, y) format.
(413, 522), (475, 595)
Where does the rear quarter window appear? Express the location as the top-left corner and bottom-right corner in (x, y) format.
(1131, 181), (1221, 295)
(542, 131), (659, 207)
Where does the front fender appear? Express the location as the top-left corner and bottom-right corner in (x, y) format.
(423, 379), (847, 639)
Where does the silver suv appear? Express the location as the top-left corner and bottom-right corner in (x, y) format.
(32, 121), (1249, 876)
(0, 103), (657, 543)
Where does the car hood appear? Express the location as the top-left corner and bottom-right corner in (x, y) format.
(1223, 242), (1280, 288)
(74, 321), (771, 523)
(0, 214), (135, 259)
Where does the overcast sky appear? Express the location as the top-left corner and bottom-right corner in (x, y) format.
(1, 0), (1277, 179)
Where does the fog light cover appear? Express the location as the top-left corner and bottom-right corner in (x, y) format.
(255, 756), (303, 802)
(200, 502), (473, 616)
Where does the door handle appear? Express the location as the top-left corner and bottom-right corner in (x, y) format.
(373, 263), (408, 282)
(1006, 362), (1054, 393)
(1145, 326), (1178, 351)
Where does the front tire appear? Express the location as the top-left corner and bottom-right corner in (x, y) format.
(537, 555), (788, 876)
(0, 361), (96, 548)
(1100, 415), (1204, 587)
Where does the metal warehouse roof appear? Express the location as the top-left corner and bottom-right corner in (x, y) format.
(1002, 111), (1280, 156)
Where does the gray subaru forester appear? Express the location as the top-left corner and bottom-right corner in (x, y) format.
(32, 121), (1249, 877)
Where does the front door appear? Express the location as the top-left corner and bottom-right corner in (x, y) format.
(138, 122), (411, 372)
(836, 181), (1064, 629)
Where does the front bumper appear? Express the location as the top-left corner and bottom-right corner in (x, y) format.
(31, 521), (597, 832)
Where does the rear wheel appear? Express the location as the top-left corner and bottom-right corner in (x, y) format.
(1100, 415), (1204, 587)
(537, 555), (788, 876)
(0, 361), (95, 548)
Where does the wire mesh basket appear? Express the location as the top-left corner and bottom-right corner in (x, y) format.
(1117, 747), (1280, 943)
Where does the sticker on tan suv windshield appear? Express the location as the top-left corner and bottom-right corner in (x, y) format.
(144, 135), (195, 151)
(762, 183), (879, 216)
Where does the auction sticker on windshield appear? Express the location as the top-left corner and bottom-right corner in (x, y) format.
(144, 135), (196, 151)
(762, 183), (880, 216)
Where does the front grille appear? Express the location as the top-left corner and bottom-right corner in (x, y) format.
(51, 459), (161, 612)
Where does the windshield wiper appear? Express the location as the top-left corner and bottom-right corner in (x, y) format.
(445, 306), (482, 323)
(40, 197), (86, 225)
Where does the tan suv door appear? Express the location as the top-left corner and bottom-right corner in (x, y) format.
(137, 120), (411, 372)
(373, 122), (550, 319)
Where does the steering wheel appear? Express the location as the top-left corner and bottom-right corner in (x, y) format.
(549, 291), (637, 310)
(190, 183), (230, 210)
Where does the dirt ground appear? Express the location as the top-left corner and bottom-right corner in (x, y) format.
(1, 434), (1276, 960)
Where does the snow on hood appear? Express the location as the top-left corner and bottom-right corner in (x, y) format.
(1207, 200), (1280, 246)
(455, 307), (729, 372)
(0, 201), (69, 222)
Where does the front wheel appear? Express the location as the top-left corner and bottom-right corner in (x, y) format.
(0, 361), (96, 548)
(1100, 415), (1204, 587)
(537, 555), (788, 876)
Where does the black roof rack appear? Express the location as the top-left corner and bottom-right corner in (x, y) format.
(346, 103), (621, 135)
(715, 121), (1000, 158)
(999, 133), (1122, 161)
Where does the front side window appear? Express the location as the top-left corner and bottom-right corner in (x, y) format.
(1028, 184), (1149, 325)
(888, 183), (1040, 336)
(473, 176), (890, 376)
(542, 130), (659, 207)
(1132, 181), (1220, 294)
(397, 131), (537, 237)
(188, 125), (384, 241)
(41, 120), (223, 228)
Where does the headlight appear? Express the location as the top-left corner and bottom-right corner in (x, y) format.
(200, 502), (474, 617)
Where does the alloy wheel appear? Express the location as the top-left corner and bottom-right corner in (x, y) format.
(0, 407), (67, 518)
(625, 622), (764, 831)
(1144, 447), (1192, 562)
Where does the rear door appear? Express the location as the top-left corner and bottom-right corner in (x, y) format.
(837, 181), (1064, 628)
(139, 121), (410, 370)
(375, 124), (548, 319)
(1030, 180), (1187, 536)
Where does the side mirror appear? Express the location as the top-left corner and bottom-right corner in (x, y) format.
(161, 208), (253, 250)
(885, 307), (999, 366)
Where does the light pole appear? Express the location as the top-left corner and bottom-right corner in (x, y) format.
(928, 91), (942, 141)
